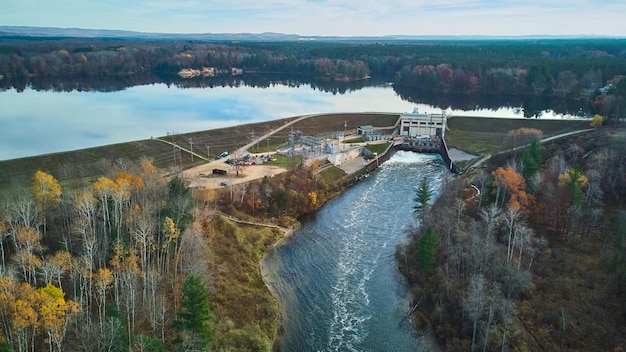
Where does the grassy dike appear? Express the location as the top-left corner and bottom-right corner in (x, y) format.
(202, 215), (285, 350)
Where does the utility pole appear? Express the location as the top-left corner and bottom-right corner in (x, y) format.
(167, 131), (177, 169)
(251, 130), (257, 152)
(344, 120), (347, 150)
(188, 137), (194, 162)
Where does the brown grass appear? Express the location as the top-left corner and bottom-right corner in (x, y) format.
(445, 116), (590, 154)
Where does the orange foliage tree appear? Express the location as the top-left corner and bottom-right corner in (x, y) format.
(491, 167), (532, 211)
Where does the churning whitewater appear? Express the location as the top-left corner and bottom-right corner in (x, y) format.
(262, 151), (448, 352)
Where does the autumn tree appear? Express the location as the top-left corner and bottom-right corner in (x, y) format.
(37, 283), (81, 352)
(590, 114), (603, 128)
(93, 268), (113, 328)
(13, 226), (44, 285)
(109, 240), (141, 343)
(111, 172), (144, 239)
(93, 176), (117, 250)
(502, 128), (543, 150)
(31, 170), (62, 234)
(558, 166), (588, 205)
(40, 250), (72, 289)
(0, 279), (39, 352)
(491, 166), (530, 210)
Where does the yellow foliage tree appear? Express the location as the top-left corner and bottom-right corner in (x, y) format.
(93, 268), (114, 327)
(12, 284), (39, 351)
(114, 172), (144, 195)
(308, 191), (319, 208)
(46, 251), (72, 288)
(37, 283), (81, 352)
(558, 166), (588, 204)
(590, 114), (603, 128)
(31, 170), (62, 233)
(93, 176), (117, 239)
(0, 278), (39, 352)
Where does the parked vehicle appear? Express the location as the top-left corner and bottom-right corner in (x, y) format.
(217, 151), (228, 158)
(212, 168), (227, 175)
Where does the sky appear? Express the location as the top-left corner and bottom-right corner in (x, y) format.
(2, 0), (625, 37)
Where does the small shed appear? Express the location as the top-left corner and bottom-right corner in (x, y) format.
(357, 125), (375, 136)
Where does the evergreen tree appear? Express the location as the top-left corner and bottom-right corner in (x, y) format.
(174, 273), (212, 351)
(521, 139), (544, 180)
(416, 227), (438, 275)
(413, 177), (433, 213)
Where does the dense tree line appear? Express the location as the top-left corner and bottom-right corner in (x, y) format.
(400, 125), (626, 351)
(1, 38), (625, 120)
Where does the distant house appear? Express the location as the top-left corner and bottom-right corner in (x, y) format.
(399, 107), (446, 138)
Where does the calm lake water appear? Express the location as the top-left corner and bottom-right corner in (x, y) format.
(0, 82), (576, 161)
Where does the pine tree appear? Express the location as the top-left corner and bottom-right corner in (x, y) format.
(416, 227), (438, 275)
(413, 177), (433, 213)
(174, 273), (212, 351)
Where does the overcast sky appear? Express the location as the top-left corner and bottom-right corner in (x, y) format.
(2, 0), (625, 37)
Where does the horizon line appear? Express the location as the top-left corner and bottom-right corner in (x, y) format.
(2, 25), (625, 40)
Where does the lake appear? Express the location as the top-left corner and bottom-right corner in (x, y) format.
(0, 80), (583, 161)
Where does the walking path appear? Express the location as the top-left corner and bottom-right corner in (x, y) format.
(466, 128), (595, 170)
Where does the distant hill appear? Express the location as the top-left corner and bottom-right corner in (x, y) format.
(0, 26), (620, 42)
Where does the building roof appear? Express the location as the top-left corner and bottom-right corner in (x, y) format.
(358, 125), (374, 130)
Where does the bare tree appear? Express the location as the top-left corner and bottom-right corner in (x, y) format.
(464, 274), (486, 352)
(480, 205), (502, 270)
(504, 207), (522, 267)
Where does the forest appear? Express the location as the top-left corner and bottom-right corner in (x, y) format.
(400, 126), (626, 351)
(0, 151), (346, 351)
(1, 37), (626, 120)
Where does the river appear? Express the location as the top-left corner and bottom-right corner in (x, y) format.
(262, 151), (448, 352)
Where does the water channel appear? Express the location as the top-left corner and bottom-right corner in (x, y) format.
(262, 151), (449, 351)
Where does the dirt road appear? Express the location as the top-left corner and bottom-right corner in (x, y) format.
(181, 159), (288, 188)
(181, 114), (322, 188)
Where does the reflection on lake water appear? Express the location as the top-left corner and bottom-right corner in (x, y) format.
(0, 81), (582, 160)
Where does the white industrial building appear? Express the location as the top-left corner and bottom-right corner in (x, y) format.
(399, 107), (446, 138)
